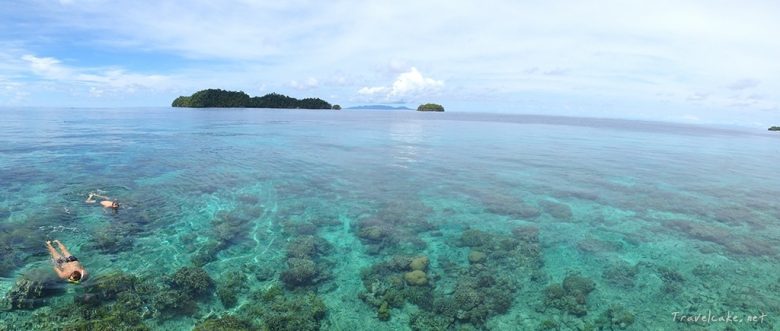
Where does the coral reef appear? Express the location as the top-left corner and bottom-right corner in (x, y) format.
(217, 271), (247, 308)
(192, 210), (255, 266)
(666, 220), (776, 257)
(280, 234), (331, 289)
(90, 223), (135, 253)
(539, 200), (573, 220)
(577, 238), (623, 253)
(594, 305), (635, 330)
(543, 273), (596, 317)
(2, 271), (62, 310)
(170, 266), (215, 297)
(467, 250), (486, 264)
(281, 258), (320, 287)
(193, 314), (255, 331)
(409, 256), (429, 271)
(150, 266), (215, 316)
(656, 266), (685, 296)
(406, 227), (540, 329)
(481, 194), (541, 219)
(286, 235), (332, 259)
(409, 311), (453, 331)
(33, 270), (158, 330)
(601, 262), (638, 288)
(354, 200), (436, 254)
(0, 223), (46, 277)
(359, 255), (435, 321)
(404, 270), (428, 286)
(238, 288), (327, 331)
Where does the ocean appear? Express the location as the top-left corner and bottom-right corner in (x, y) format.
(0, 107), (778, 330)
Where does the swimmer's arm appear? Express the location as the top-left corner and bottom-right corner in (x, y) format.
(54, 268), (69, 278)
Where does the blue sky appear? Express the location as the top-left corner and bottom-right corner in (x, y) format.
(0, 0), (778, 126)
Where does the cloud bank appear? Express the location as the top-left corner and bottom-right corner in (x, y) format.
(358, 67), (443, 102)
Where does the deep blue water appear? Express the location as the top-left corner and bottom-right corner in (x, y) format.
(0, 108), (778, 330)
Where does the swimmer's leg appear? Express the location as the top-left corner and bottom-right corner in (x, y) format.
(46, 241), (64, 261)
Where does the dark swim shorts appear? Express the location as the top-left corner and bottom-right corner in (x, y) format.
(56, 256), (78, 264)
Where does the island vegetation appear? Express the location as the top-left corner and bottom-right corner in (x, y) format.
(172, 89), (332, 109)
(416, 103), (445, 112)
(769, 126), (780, 131)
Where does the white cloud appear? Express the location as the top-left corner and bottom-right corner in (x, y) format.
(727, 79), (760, 91)
(358, 67), (443, 102)
(21, 54), (167, 90)
(10, 52), (171, 103)
(22, 55), (71, 79)
(289, 77), (319, 90)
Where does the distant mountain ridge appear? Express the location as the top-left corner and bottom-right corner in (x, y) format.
(345, 105), (412, 110)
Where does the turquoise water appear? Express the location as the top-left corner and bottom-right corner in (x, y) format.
(0, 108), (778, 330)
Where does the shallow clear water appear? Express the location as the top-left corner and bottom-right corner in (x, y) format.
(0, 108), (778, 330)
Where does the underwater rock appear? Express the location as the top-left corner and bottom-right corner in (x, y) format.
(409, 256), (429, 271)
(404, 270), (428, 286)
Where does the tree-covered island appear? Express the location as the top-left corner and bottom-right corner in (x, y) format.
(769, 126), (780, 131)
(416, 103), (445, 112)
(172, 89), (333, 109)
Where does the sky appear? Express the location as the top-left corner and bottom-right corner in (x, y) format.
(0, 0), (778, 126)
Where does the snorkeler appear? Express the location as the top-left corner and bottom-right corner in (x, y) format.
(86, 192), (119, 209)
(46, 240), (88, 284)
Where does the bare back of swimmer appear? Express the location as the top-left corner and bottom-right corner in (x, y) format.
(46, 240), (88, 283)
(86, 193), (119, 209)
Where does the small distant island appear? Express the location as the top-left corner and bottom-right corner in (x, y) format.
(172, 89), (333, 109)
(417, 103), (445, 112)
(346, 105), (412, 110)
(769, 126), (780, 131)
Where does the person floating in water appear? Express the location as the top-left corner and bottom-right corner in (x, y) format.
(46, 240), (88, 284)
(86, 192), (119, 209)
